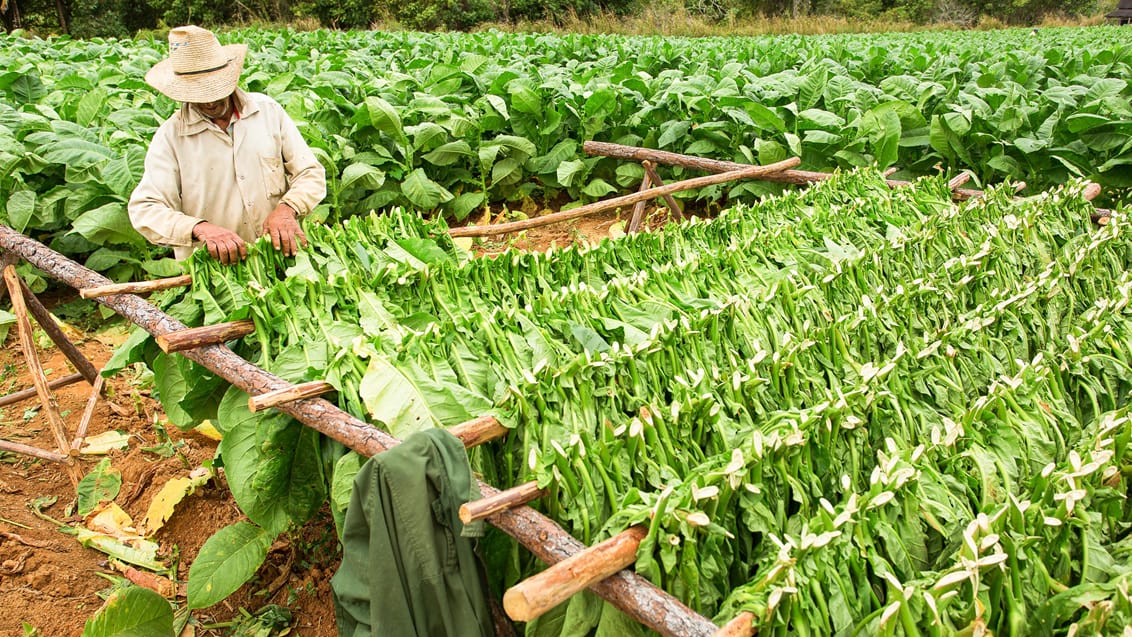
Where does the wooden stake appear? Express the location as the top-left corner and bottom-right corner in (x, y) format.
(18, 276), (99, 384)
(71, 373), (105, 451)
(79, 274), (192, 299)
(449, 158), (801, 238)
(449, 415), (508, 448)
(0, 372), (84, 407)
(947, 172), (972, 190)
(3, 266), (79, 486)
(1083, 182), (1102, 202)
(504, 525), (647, 622)
(713, 611), (756, 637)
(627, 171), (652, 234)
(249, 380), (335, 412)
(460, 481), (545, 524)
(0, 439), (70, 463)
(883, 167), (899, 177)
(155, 319), (256, 353)
(642, 161), (685, 221)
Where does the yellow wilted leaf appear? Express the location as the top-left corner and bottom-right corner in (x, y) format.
(85, 501), (136, 536)
(140, 468), (212, 535)
(194, 420), (222, 441)
(79, 430), (131, 455)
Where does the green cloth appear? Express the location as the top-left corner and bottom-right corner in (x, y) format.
(332, 428), (494, 637)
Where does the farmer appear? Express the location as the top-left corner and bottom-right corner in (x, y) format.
(128, 25), (326, 265)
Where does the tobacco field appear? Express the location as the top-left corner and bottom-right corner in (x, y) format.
(2, 23), (1132, 637)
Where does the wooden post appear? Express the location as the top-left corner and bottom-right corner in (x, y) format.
(79, 274), (193, 299)
(71, 373), (105, 451)
(17, 276), (99, 385)
(0, 372), (84, 407)
(503, 526), (647, 622)
(0, 224), (719, 637)
(1083, 182), (1102, 202)
(155, 319), (256, 353)
(713, 612), (756, 637)
(448, 415), (508, 448)
(642, 161), (685, 221)
(628, 171), (653, 233)
(249, 380), (335, 412)
(3, 266), (80, 486)
(449, 158), (801, 238)
(460, 481), (545, 524)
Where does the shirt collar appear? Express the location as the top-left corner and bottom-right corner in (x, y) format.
(177, 88), (260, 136)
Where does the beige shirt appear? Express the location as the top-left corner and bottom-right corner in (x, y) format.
(128, 89), (326, 260)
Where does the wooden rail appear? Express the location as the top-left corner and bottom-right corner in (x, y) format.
(0, 226), (719, 637)
(80, 274), (193, 299)
(449, 157), (800, 238)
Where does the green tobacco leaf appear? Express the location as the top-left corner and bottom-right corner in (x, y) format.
(423, 140), (475, 166)
(508, 79), (542, 115)
(187, 521), (275, 610)
(218, 386), (325, 533)
(71, 203), (146, 248)
(75, 87), (108, 128)
(80, 585), (173, 637)
(77, 458), (122, 516)
(330, 451), (365, 537)
(359, 96), (406, 143)
(448, 192), (484, 221)
(557, 159), (586, 187)
(359, 356), (477, 438)
(340, 162), (386, 191)
(5, 190), (35, 233)
(152, 354), (195, 430)
(402, 168), (454, 210)
(581, 179), (617, 198)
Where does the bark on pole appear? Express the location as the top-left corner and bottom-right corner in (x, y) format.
(0, 224), (718, 637)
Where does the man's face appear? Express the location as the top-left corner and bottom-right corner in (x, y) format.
(193, 95), (233, 120)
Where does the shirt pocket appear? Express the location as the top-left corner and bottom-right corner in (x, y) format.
(259, 155), (286, 197)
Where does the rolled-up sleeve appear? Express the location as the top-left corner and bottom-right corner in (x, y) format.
(275, 104), (326, 217)
(127, 126), (200, 247)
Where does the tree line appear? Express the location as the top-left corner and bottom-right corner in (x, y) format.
(0, 0), (1112, 39)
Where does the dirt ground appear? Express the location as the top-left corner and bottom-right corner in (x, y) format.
(0, 204), (676, 637)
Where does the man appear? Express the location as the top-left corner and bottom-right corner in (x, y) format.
(129, 26), (326, 264)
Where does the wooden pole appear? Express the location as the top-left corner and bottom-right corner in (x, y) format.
(460, 480), (545, 524)
(449, 158), (801, 238)
(155, 319), (256, 353)
(249, 380), (335, 412)
(642, 161), (685, 221)
(71, 373), (105, 451)
(448, 415), (508, 449)
(79, 274), (192, 299)
(582, 141), (988, 200)
(713, 612), (756, 637)
(17, 276), (99, 385)
(628, 171), (653, 233)
(0, 372), (84, 407)
(504, 525), (648, 622)
(0, 438), (70, 463)
(0, 224), (718, 637)
(947, 172), (971, 190)
(1083, 182), (1102, 202)
(3, 266), (80, 486)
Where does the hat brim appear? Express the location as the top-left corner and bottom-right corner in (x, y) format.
(145, 43), (248, 103)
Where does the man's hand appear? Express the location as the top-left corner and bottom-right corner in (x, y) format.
(192, 222), (247, 265)
(263, 204), (308, 257)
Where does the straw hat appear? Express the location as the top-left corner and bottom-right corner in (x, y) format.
(145, 26), (247, 104)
